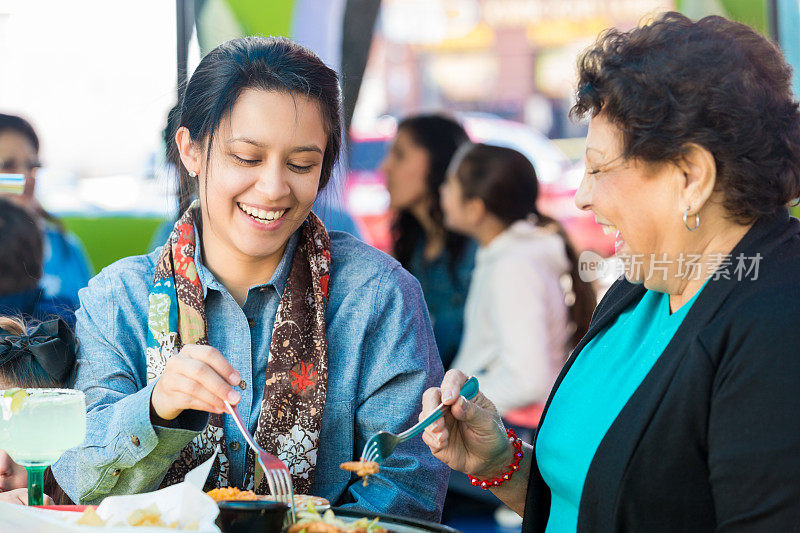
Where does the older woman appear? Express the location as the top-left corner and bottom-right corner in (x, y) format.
(420, 12), (800, 531)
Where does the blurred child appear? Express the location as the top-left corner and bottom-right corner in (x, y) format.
(0, 198), (76, 327)
(0, 316), (76, 505)
(441, 143), (596, 416)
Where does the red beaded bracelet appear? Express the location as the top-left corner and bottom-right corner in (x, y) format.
(468, 428), (524, 490)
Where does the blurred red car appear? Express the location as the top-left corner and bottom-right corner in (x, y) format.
(344, 114), (616, 257)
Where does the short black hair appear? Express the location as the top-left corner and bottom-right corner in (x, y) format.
(572, 11), (800, 223)
(173, 36), (343, 205)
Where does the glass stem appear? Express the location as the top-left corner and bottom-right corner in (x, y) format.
(26, 465), (48, 506)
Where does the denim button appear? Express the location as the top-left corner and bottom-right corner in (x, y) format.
(230, 441), (240, 452)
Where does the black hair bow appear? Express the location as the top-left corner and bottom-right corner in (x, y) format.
(0, 319), (76, 383)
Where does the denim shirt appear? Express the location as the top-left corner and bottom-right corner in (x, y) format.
(53, 229), (447, 520)
(408, 239), (477, 369)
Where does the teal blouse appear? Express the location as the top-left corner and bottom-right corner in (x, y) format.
(535, 287), (704, 532)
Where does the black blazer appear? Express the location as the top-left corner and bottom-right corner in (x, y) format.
(522, 209), (800, 532)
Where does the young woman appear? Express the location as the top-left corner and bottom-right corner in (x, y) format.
(381, 115), (476, 369)
(0, 316), (76, 506)
(51, 37), (446, 520)
(440, 144), (595, 416)
(0, 114), (93, 312)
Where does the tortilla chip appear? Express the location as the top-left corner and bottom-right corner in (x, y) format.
(75, 507), (105, 526)
(127, 503), (166, 527)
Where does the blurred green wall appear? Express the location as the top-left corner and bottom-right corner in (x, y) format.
(62, 216), (166, 273)
(676, 0), (768, 35)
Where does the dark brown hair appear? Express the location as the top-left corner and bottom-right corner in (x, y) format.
(451, 143), (596, 349)
(0, 113), (39, 152)
(391, 114), (471, 271)
(172, 36), (343, 211)
(571, 12), (800, 223)
(0, 198), (42, 296)
(0, 113), (65, 232)
(0, 316), (72, 504)
(0, 317), (54, 387)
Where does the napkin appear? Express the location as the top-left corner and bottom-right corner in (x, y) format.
(89, 453), (219, 529)
(0, 454), (221, 532)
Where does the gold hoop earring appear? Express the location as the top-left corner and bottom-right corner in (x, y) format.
(683, 206), (699, 231)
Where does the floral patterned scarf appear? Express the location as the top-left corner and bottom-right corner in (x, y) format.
(146, 201), (331, 495)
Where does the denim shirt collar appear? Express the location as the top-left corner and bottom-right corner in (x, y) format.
(192, 220), (299, 299)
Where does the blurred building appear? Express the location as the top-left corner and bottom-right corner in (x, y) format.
(354, 0), (674, 144)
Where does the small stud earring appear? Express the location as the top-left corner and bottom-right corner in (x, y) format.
(188, 170), (197, 178)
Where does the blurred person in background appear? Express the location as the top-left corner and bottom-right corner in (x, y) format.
(382, 114), (476, 369)
(0, 114), (93, 313)
(441, 143), (595, 418)
(0, 198), (77, 328)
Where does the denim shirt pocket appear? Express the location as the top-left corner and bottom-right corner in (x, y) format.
(313, 399), (354, 491)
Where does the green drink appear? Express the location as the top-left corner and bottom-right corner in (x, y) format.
(0, 389), (86, 505)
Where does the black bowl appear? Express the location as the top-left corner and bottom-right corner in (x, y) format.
(215, 500), (289, 533)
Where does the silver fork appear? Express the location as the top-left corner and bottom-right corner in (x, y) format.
(361, 376), (479, 464)
(224, 401), (296, 522)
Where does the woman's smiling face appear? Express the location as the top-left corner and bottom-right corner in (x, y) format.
(574, 113), (686, 286)
(185, 89), (328, 263)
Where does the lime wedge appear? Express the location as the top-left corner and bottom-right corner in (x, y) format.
(3, 388), (22, 398)
(9, 389), (28, 414)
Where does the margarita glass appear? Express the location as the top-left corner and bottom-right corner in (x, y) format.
(0, 389), (86, 505)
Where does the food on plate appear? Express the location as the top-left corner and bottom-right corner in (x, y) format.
(73, 504), (195, 529)
(127, 504), (167, 527)
(206, 487), (331, 510)
(206, 487), (259, 502)
(287, 505), (388, 533)
(339, 461), (380, 486)
(75, 507), (105, 526)
(292, 494), (331, 510)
